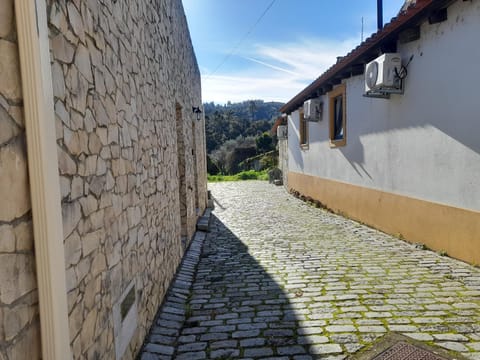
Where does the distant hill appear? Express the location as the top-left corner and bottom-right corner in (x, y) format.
(204, 100), (284, 153)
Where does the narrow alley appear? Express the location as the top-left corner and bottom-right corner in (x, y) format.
(141, 181), (480, 360)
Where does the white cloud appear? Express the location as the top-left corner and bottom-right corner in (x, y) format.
(201, 37), (359, 104)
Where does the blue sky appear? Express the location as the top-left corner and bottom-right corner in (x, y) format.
(182, 0), (405, 104)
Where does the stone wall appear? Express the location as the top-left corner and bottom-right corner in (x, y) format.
(47, 0), (206, 358)
(0, 0), (41, 359)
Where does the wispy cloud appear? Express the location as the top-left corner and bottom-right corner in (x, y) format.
(202, 37), (359, 104)
(241, 56), (301, 77)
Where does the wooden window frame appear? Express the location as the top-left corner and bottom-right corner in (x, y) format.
(299, 111), (309, 149)
(328, 84), (347, 147)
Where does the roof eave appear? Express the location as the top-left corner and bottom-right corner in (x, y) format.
(280, 0), (456, 114)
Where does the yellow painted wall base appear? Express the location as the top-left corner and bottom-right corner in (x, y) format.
(288, 172), (480, 265)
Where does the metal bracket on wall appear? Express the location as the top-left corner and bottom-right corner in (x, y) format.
(363, 79), (404, 99)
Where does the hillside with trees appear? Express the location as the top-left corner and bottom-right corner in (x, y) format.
(204, 100), (283, 174)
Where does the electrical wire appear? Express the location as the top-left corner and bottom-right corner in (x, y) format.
(204, 0), (277, 80)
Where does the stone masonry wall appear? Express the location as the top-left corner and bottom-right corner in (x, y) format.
(47, 0), (206, 358)
(0, 0), (42, 359)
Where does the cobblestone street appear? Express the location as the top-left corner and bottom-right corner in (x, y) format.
(141, 181), (480, 359)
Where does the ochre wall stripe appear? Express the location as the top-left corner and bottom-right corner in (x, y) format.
(288, 172), (480, 265)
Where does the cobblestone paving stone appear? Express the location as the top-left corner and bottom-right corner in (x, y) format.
(140, 181), (480, 359)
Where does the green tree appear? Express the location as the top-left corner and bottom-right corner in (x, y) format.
(256, 132), (274, 153)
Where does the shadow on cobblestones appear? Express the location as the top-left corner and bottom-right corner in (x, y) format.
(141, 181), (480, 360)
(182, 215), (313, 359)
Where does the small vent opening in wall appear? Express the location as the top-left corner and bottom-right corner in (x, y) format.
(113, 280), (138, 359)
(120, 286), (136, 320)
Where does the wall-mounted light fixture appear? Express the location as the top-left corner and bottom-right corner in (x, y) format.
(192, 106), (202, 121)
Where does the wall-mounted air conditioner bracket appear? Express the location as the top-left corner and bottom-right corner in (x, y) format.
(363, 79), (404, 99)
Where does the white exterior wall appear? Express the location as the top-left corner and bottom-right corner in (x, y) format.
(288, 0), (480, 211)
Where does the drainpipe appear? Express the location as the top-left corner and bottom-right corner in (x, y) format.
(14, 1), (72, 359)
(377, 0), (383, 30)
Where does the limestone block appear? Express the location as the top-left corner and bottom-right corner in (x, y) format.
(94, 98), (109, 126)
(0, 254), (36, 304)
(83, 276), (101, 310)
(96, 127), (108, 145)
(116, 175), (127, 193)
(83, 229), (104, 257)
(58, 146), (77, 175)
(80, 308), (97, 350)
(55, 115), (64, 140)
(59, 175), (71, 200)
(89, 209), (105, 231)
(49, 2), (67, 32)
(51, 34), (76, 64)
(87, 37), (103, 68)
(88, 132), (103, 154)
(78, 130), (89, 154)
(3, 302), (36, 341)
(99, 192), (112, 209)
(0, 106), (20, 145)
(76, 255), (91, 284)
(70, 110), (84, 131)
(67, 2), (85, 43)
(85, 155), (98, 175)
(5, 320), (41, 360)
(51, 61), (66, 100)
(100, 147), (111, 160)
(7, 105), (24, 128)
(80, 194), (98, 217)
(84, 108), (95, 132)
(64, 230), (81, 267)
(14, 220), (33, 252)
(94, 68), (107, 97)
(67, 66), (88, 114)
(104, 96), (116, 124)
(55, 100), (70, 127)
(105, 170), (115, 191)
(71, 176), (84, 200)
(97, 157), (107, 175)
(106, 241), (121, 269)
(81, 2), (95, 37)
(65, 266), (77, 293)
(89, 175), (106, 198)
(91, 252), (106, 279)
(75, 44), (93, 83)
(68, 301), (84, 340)
(62, 201), (81, 238)
(108, 125), (119, 145)
(104, 68), (115, 93)
(0, 40), (22, 101)
(0, 141), (30, 222)
(0, 0), (13, 37)
(64, 127), (82, 155)
(0, 224), (15, 253)
(127, 207), (141, 228)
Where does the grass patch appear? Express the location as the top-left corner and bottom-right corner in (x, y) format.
(208, 170), (269, 182)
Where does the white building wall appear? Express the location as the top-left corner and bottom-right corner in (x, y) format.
(288, 0), (480, 211)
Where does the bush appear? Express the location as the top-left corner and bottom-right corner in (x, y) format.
(208, 170), (268, 182)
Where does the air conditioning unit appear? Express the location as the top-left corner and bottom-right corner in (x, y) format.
(365, 53), (402, 92)
(303, 98), (322, 122)
(277, 125), (287, 139)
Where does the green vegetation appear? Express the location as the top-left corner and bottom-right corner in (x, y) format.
(205, 100), (283, 176)
(208, 170), (269, 182)
(204, 100), (283, 153)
